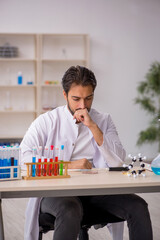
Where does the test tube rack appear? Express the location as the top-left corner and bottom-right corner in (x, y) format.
(0, 165), (21, 181)
(0, 146), (21, 181)
(23, 161), (71, 180)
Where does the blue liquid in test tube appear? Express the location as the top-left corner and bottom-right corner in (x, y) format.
(1, 149), (4, 179)
(13, 148), (19, 178)
(7, 148), (11, 178)
(3, 149), (8, 179)
(0, 149), (2, 179)
(32, 147), (37, 177)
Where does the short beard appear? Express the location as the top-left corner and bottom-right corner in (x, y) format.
(67, 100), (91, 116)
(67, 101), (75, 116)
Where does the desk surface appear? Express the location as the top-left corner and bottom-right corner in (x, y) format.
(0, 169), (160, 198)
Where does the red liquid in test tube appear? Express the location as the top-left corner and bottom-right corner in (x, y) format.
(38, 146), (42, 176)
(54, 147), (59, 176)
(49, 145), (54, 176)
(43, 146), (48, 176)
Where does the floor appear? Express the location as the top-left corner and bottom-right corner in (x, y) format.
(2, 193), (160, 240)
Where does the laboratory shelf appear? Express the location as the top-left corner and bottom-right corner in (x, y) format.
(41, 59), (86, 62)
(0, 58), (37, 62)
(0, 85), (36, 88)
(0, 33), (89, 139)
(0, 135), (23, 139)
(41, 84), (61, 87)
(0, 110), (36, 113)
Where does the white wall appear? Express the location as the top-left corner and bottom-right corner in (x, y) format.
(0, 0), (160, 158)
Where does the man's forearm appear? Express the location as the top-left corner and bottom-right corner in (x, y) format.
(88, 122), (103, 146)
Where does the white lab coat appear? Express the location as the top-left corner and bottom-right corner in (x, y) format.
(21, 105), (126, 240)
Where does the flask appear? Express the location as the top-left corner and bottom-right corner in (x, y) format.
(17, 71), (23, 85)
(151, 154), (160, 175)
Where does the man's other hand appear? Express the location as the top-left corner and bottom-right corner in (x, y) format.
(68, 158), (92, 169)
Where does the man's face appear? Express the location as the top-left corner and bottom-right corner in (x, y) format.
(63, 84), (94, 115)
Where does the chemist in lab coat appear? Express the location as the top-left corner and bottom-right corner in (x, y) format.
(21, 66), (152, 240)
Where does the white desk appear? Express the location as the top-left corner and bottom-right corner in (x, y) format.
(0, 169), (160, 239)
(1, 169), (160, 198)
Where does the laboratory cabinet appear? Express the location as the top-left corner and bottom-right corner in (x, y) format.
(0, 33), (89, 139)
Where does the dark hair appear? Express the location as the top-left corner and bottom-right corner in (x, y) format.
(61, 65), (97, 95)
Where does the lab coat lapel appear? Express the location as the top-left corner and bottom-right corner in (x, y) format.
(63, 106), (79, 161)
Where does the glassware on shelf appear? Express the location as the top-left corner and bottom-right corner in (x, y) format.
(62, 48), (67, 59)
(19, 93), (25, 111)
(42, 89), (57, 111)
(27, 76), (34, 85)
(6, 67), (12, 85)
(5, 91), (12, 110)
(42, 90), (50, 111)
(51, 91), (57, 110)
(17, 71), (23, 85)
(0, 42), (18, 58)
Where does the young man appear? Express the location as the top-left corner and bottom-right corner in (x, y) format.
(21, 66), (153, 240)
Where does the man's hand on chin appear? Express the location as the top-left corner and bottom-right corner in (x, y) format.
(73, 108), (94, 127)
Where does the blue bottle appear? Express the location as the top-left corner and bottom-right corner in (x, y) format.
(17, 71), (23, 85)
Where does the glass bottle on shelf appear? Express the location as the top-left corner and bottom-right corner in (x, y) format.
(5, 91), (12, 110)
(6, 67), (11, 85)
(62, 48), (67, 59)
(17, 71), (23, 85)
(42, 90), (49, 111)
(19, 93), (25, 111)
(51, 91), (57, 110)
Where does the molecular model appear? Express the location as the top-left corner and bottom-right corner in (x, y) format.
(123, 153), (146, 177)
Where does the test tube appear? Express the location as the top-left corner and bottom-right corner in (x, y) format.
(59, 145), (64, 175)
(32, 147), (37, 177)
(0, 149), (3, 179)
(37, 146), (42, 176)
(1, 149), (5, 179)
(43, 146), (48, 176)
(54, 146), (59, 176)
(13, 148), (19, 178)
(3, 149), (7, 179)
(49, 145), (54, 176)
(7, 148), (11, 178)
(11, 148), (14, 167)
